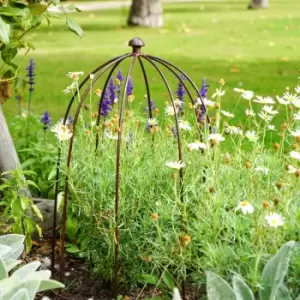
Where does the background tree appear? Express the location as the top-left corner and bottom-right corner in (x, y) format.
(248, 0), (269, 9)
(127, 0), (163, 28)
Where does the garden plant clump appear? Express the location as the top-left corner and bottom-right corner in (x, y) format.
(51, 71), (300, 296)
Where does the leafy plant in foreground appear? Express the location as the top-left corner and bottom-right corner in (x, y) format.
(0, 169), (43, 252)
(0, 234), (64, 299)
(205, 241), (300, 300)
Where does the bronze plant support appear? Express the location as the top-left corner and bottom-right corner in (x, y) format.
(51, 37), (209, 299)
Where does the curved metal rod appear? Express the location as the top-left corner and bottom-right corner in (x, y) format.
(137, 56), (153, 120)
(141, 56), (184, 198)
(62, 54), (130, 124)
(114, 55), (138, 299)
(56, 55), (131, 281)
(146, 55), (210, 126)
(95, 54), (132, 149)
(141, 55), (186, 298)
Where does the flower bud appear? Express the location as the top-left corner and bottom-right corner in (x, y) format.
(245, 161), (251, 168)
(151, 213), (158, 221)
(263, 201), (270, 208)
(273, 143), (280, 151)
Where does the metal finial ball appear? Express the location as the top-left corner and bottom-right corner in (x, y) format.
(128, 38), (145, 48)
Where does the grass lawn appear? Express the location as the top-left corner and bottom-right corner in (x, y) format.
(3, 0), (300, 125)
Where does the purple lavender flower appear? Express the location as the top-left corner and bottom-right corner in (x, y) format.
(109, 78), (116, 104)
(40, 111), (52, 130)
(116, 69), (124, 82)
(66, 116), (73, 125)
(126, 76), (133, 96)
(176, 75), (186, 110)
(200, 77), (209, 98)
(197, 77), (209, 122)
(144, 100), (157, 112)
(99, 88), (112, 117)
(26, 59), (35, 92)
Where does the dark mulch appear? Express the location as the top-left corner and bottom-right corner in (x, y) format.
(27, 236), (204, 300)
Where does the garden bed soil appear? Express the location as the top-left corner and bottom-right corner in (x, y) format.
(28, 236), (203, 300)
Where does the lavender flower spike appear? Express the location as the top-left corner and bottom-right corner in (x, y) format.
(26, 59), (35, 92)
(126, 76), (133, 96)
(40, 111), (52, 130)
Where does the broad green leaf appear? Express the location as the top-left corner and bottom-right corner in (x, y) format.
(260, 241), (295, 300)
(0, 7), (30, 19)
(0, 234), (24, 260)
(66, 217), (78, 240)
(65, 4), (81, 12)
(0, 259), (8, 280)
(5, 259), (22, 272)
(140, 274), (159, 285)
(1, 280), (40, 300)
(20, 196), (29, 211)
(66, 17), (84, 38)
(206, 271), (236, 300)
(295, 295), (300, 300)
(25, 234), (32, 253)
(31, 204), (43, 221)
(21, 158), (36, 169)
(232, 275), (254, 300)
(0, 184), (10, 191)
(48, 168), (57, 180)
(275, 284), (292, 300)
(36, 224), (42, 237)
(162, 269), (175, 290)
(28, 3), (48, 16)
(8, 0), (28, 7)
(38, 279), (64, 292)
(26, 270), (51, 281)
(26, 180), (40, 190)
(10, 288), (30, 300)
(0, 16), (10, 44)
(11, 198), (22, 218)
(66, 245), (80, 253)
(12, 261), (40, 280)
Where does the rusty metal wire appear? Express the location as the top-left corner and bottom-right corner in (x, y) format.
(51, 37), (209, 299)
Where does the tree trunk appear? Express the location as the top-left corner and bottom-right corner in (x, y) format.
(127, 0), (163, 28)
(0, 104), (31, 197)
(248, 0), (268, 9)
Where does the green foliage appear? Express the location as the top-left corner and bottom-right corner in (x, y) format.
(9, 114), (57, 198)
(0, 169), (42, 252)
(0, 0), (83, 80)
(205, 241), (299, 300)
(0, 233), (64, 299)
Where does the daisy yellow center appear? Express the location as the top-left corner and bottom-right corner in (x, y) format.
(241, 201), (249, 207)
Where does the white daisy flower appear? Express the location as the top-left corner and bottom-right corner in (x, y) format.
(265, 213), (284, 228)
(203, 99), (217, 108)
(276, 95), (290, 105)
(262, 105), (278, 115)
(67, 71), (84, 81)
(51, 121), (73, 141)
(267, 124), (276, 131)
(233, 88), (245, 93)
(254, 166), (269, 175)
(245, 130), (258, 143)
(148, 118), (158, 126)
(221, 110), (234, 118)
(63, 82), (76, 94)
(90, 74), (95, 80)
(287, 165), (297, 174)
(254, 96), (275, 105)
(187, 141), (207, 151)
(236, 201), (254, 215)
(179, 120), (192, 131)
(290, 128), (300, 137)
(290, 151), (300, 160)
(293, 112), (300, 120)
(224, 126), (243, 136)
(208, 133), (225, 143)
(165, 105), (176, 116)
(293, 100), (300, 108)
(166, 161), (186, 169)
(174, 99), (183, 108)
(258, 111), (273, 123)
(241, 90), (254, 100)
(295, 85), (300, 94)
(283, 92), (300, 104)
(211, 88), (225, 99)
(245, 109), (256, 117)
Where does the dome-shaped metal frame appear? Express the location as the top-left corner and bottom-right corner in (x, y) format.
(51, 37), (209, 299)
